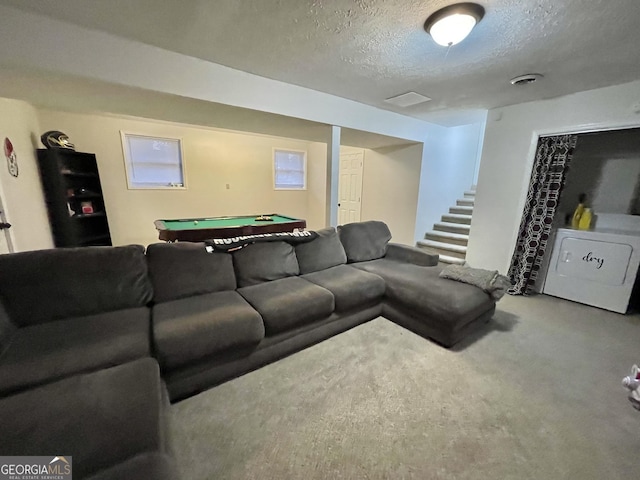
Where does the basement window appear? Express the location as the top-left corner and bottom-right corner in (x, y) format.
(273, 149), (306, 190)
(121, 133), (186, 189)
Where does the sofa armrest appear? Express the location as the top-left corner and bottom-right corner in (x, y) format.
(385, 243), (439, 266)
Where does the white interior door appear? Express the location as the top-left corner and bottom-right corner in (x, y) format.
(338, 152), (364, 225)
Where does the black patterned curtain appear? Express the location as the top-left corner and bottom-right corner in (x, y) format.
(508, 134), (578, 295)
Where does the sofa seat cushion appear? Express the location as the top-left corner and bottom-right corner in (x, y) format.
(0, 359), (169, 480)
(86, 452), (179, 480)
(238, 276), (334, 335)
(302, 265), (385, 312)
(354, 260), (494, 328)
(295, 227), (347, 274)
(0, 307), (150, 396)
(153, 291), (264, 370)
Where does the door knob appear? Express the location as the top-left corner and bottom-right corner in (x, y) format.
(0, 222), (11, 230)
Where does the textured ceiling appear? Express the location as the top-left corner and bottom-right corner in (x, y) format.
(1, 0), (640, 124)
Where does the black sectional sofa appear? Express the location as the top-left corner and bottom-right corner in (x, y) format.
(0, 221), (495, 479)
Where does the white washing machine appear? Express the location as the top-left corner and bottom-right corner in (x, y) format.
(543, 214), (640, 313)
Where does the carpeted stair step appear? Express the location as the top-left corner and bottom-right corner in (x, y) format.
(437, 254), (466, 265)
(441, 213), (473, 225)
(433, 222), (471, 234)
(416, 239), (467, 259)
(456, 198), (474, 207)
(424, 230), (469, 246)
(449, 205), (474, 215)
(416, 242), (466, 264)
(463, 190), (476, 198)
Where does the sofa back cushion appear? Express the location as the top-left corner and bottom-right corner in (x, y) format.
(0, 301), (16, 354)
(338, 221), (392, 263)
(295, 227), (347, 274)
(146, 242), (236, 303)
(0, 245), (153, 327)
(233, 241), (299, 287)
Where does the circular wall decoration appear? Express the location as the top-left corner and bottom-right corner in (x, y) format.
(4, 137), (18, 178)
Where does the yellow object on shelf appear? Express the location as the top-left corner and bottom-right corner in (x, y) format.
(571, 203), (584, 229)
(578, 208), (592, 230)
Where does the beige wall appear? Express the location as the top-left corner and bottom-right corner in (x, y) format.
(0, 101), (422, 252)
(38, 110), (327, 246)
(361, 144), (422, 245)
(0, 97), (53, 251)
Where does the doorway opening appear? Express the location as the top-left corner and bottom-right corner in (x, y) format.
(538, 127), (640, 312)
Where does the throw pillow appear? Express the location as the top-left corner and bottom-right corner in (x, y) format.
(439, 264), (511, 301)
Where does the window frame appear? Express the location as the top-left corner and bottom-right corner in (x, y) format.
(272, 148), (307, 191)
(120, 132), (187, 190)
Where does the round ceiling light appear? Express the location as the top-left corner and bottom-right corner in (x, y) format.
(424, 3), (485, 47)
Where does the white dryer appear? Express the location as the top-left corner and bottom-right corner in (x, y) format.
(543, 215), (640, 313)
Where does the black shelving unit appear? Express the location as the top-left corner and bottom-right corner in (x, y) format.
(37, 149), (112, 247)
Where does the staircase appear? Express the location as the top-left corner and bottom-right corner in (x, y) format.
(417, 189), (475, 264)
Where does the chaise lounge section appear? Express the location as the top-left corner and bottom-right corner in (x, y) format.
(338, 221), (496, 346)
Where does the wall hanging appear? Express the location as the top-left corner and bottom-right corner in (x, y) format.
(4, 137), (18, 178)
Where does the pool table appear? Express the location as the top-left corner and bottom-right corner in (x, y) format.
(154, 214), (307, 242)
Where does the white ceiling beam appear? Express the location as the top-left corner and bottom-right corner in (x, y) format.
(0, 4), (433, 143)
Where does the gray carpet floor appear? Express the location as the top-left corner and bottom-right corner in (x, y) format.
(170, 294), (640, 479)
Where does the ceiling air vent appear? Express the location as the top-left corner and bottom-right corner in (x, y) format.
(510, 74), (543, 86)
(384, 92), (431, 107)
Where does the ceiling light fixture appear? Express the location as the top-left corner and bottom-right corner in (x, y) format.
(510, 73), (544, 85)
(424, 3), (485, 47)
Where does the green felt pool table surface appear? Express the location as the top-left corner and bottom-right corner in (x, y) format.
(154, 214), (306, 242)
(162, 215), (297, 230)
